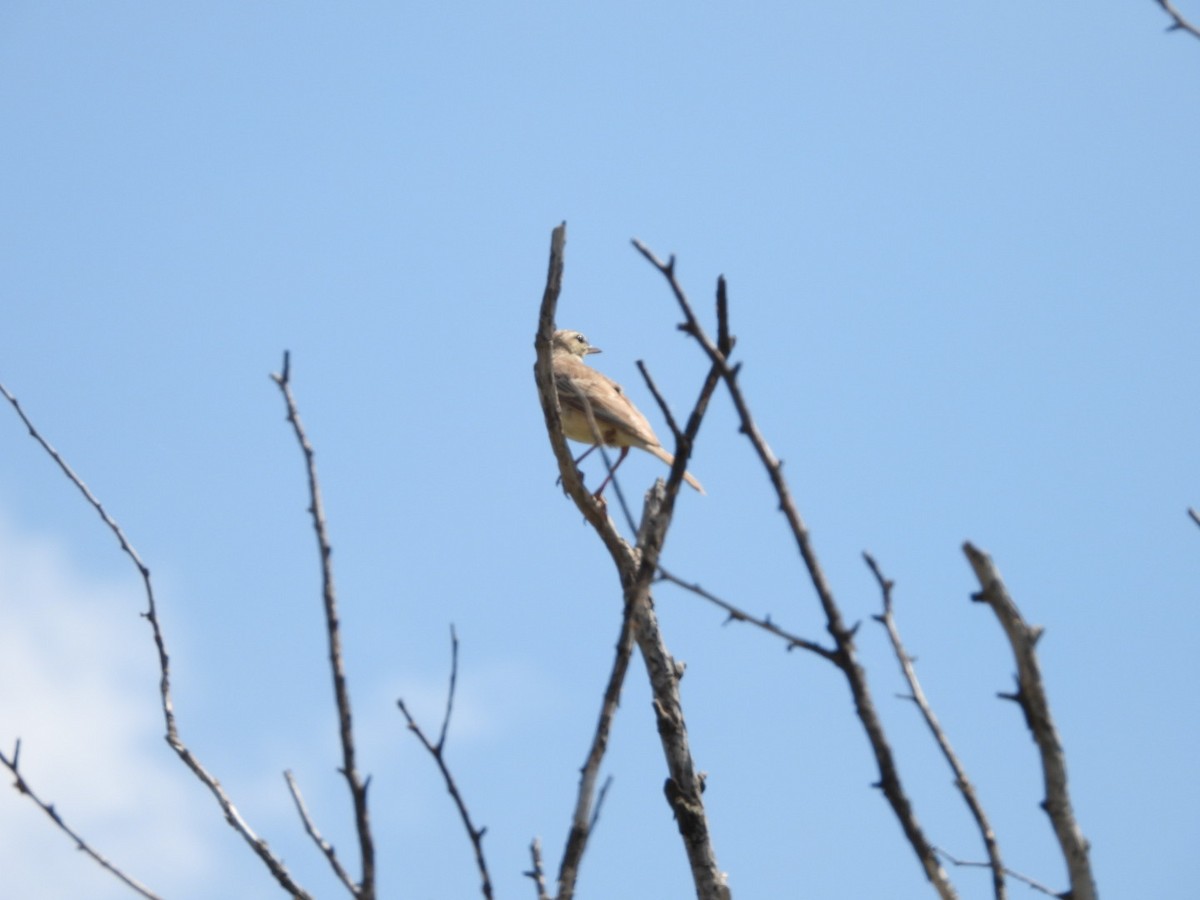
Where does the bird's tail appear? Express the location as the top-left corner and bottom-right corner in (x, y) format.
(646, 444), (706, 495)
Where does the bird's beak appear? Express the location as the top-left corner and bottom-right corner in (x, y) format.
(586, 346), (602, 355)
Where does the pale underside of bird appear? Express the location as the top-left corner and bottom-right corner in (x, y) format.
(551, 329), (704, 496)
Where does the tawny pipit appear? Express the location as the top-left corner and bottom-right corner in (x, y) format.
(552, 329), (704, 496)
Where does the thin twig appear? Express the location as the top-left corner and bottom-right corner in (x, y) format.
(437, 625), (461, 751)
(397, 632), (493, 900)
(636, 360), (683, 444)
(1153, 0), (1200, 39)
(284, 770), (359, 895)
(556, 603), (637, 900)
(589, 775), (615, 834)
(935, 846), (1059, 897)
(1188, 507), (1200, 529)
(630, 240), (955, 899)
(0, 740), (162, 900)
(525, 838), (551, 900)
(865, 553), (1005, 900)
(272, 354), (375, 899)
(0, 381), (313, 899)
(656, 567), (837, 663)
(963, 543), (1097, 900)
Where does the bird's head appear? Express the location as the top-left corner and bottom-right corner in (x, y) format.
(552, 330), (602, 359)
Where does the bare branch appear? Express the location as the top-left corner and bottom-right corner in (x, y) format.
(1153, 0), (1200, 39)
(0, 740), (161, 900)
(636, 360), (683, 444)
(963, 543), (1097, 900)
(525, 838), (551, 900)
(437, 625), (461, 751)
(935, 846), (1060, 897)
(284, 770), (359, 896)
(272, 354), (375, 899)
(865, 553), (1005, 900)
(535, 227), (728, 900)
(555, 604), (637, 900)
(0, 381), (313, 899)
(656, 567), (838, 663)
(1188, 507), (1200, 529)
(631, 241), (956, 899)
(397, 632), (493, 900)
(533, 224), (632, 563)
(630, 485), (730, 900)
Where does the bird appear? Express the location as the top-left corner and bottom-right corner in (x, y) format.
(551, 329), (704, 496)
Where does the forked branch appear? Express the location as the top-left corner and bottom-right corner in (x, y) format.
(397, 626), (493, 899)
(630, 241), (956, 899)
(1153, 0), (1200, 39)
(0, 381), (313, 899)
(534, 225), (729, 900)
(272, 353), (375, 898)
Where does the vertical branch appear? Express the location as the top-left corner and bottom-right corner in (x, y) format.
(963, 543), (1097, 900)
(555, 604), (637, 900)
(0, 381), (313, 899)
(533, 226), (729, 900)
(629, 485), (729, 900)
(272, 355), (375, 899)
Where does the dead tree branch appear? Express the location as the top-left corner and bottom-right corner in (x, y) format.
(630, 240), (956, 899)
(0, 739), (162, 900)
(963, 543), (1097, 900)
(397, 626), (493, 900)
(272, 353), (375, 899)
(526, 838), (551, 900)
(0, 381), (313, 899)
(865, 553), (1005, 900)
(284, 770), (359, 896)
(534, 224), (729, 900)
(935, 846), (1060, 897)
(555, 603), (637, 900)
(1153, 0), (1200, 39)
(656, 566), (838, 663)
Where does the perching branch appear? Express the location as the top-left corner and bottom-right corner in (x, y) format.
(0, 740), (162, 900)
(630, 240), (956, 899)
(272, 353), (375, 899)
(0, 380), (313, 900)
(397, 627), (493, 900)
(534, 224), (729, 900)
(865, 553), (1005, 900)
(962, 542), (1097, 900)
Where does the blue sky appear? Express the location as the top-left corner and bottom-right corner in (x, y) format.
(1, 3), (1197, 898)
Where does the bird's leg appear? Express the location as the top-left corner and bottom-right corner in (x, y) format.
(556, 444), (602, 488)
(573, 444), (600, 466)
(592, 447), (630, 499)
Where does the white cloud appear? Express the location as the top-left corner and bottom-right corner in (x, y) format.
(0, 515), (217, 899)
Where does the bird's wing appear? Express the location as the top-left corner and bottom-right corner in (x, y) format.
(554, 358), (660, 448)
